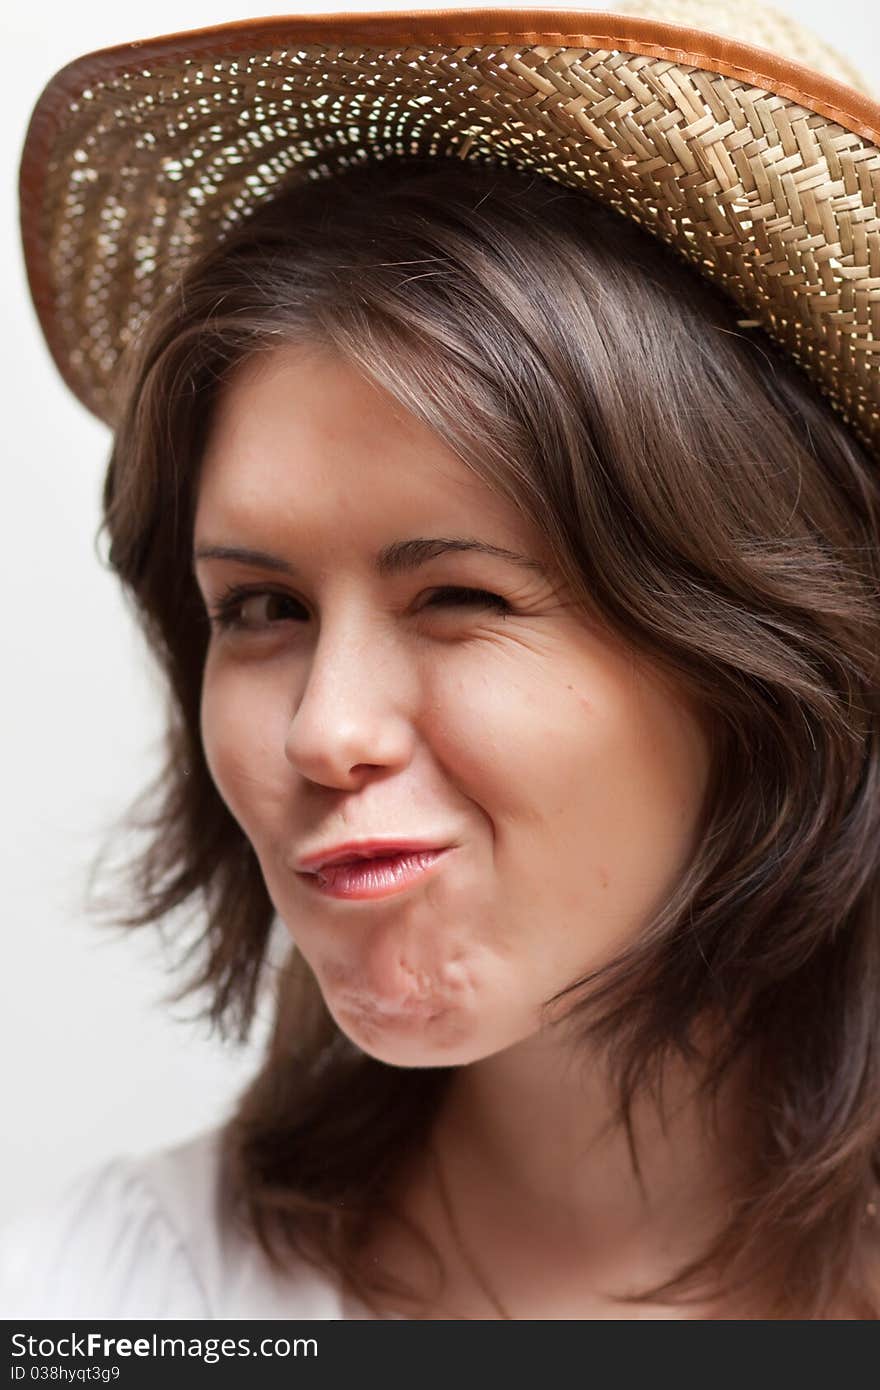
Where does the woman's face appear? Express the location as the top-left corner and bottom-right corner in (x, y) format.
(193, 342), (711, 1067)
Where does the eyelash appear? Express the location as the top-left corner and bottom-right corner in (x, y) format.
(206, 583), (512, 632)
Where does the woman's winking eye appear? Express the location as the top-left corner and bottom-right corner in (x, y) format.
(206, 582), (512, 633)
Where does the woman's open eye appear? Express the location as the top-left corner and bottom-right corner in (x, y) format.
(207, 585), (303, 632)
(206, 583), (511, 633)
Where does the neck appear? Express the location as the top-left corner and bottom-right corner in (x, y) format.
(382, 1022), (759, 1318)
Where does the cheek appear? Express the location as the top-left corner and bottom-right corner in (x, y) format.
(570, 674), (711, 931)
(421, 652), (556, 817)
(199, 665), (290, 839)
(462, 659), (709, 956)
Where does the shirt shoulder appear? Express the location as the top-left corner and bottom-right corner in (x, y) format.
(0, 1127), (360, 1319)
(0, 1146), (209, 1319)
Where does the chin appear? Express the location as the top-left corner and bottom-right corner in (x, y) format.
(329, 995), (489, 1068)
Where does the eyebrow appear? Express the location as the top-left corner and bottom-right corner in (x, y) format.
(192, 536), (547, 578)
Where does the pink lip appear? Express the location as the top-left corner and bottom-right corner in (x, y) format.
(297, 837), (452, 874)
(298, 846), (453, 900)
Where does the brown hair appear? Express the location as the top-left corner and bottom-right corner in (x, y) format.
(86, 155), (880, 1318)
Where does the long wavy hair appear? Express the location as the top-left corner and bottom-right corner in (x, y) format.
(85, 154), (880, 1319)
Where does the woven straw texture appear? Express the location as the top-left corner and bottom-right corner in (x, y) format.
(612, 0), (873, 92)
(18, 2), (880, 454)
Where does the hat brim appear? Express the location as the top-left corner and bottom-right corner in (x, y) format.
(18, 6), (880, 450)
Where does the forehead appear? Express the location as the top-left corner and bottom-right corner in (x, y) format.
(194, 341), (523, 542)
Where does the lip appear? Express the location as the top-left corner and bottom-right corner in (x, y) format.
(296, 837), (454, 874)
(297, 845), (455, 901)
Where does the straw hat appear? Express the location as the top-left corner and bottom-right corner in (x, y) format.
(18, 3), (880, 453)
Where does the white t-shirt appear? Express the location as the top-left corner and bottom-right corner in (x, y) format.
(0, 1127), (387, 1319)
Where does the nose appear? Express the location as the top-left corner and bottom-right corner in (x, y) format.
(284, 608), (417, 790)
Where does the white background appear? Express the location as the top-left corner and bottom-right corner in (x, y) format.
(2, 1), (878, 1222)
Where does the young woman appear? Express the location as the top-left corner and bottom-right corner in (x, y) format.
(5, 3), (880, 1318)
